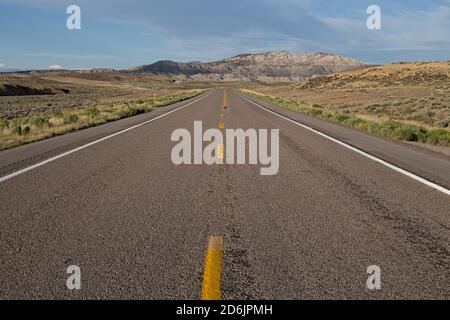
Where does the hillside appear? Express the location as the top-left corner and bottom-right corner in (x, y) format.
(294, 61), (450, 90)
(125, 51), (366, 83)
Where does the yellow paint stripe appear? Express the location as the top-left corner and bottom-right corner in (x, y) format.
(220, 113), (224, 118)
(223, 90), (227, 108)
(201, 236), (223, 300)
(217, 144), (224, 160)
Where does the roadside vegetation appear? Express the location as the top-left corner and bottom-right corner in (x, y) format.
(240, 61), (450, 148)
(241, 89), (450, 147)
(0, 90), (205, 150)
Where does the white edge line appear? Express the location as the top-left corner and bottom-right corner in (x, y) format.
(0, 90), (215, 183)
(236, 90), (450, 196)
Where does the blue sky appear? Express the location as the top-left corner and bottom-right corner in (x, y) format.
(0, 0), (449, 70)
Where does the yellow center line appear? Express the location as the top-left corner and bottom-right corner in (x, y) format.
(223, 90), (227, 108)
(201, 236), (223, 300)
(219, 90), (226, 128)
(217, 144), (224, 160)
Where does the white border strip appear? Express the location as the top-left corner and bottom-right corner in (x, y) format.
(0, 90), (215, 183)
(237, 91), (450, 196)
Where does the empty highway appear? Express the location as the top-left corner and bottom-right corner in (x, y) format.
(0, 89), (449, 299)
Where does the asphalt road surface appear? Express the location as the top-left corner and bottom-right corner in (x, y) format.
(0, 89), (449, 299)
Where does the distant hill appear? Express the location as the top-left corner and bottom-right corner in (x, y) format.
(0, 74), (71, 96)
(0, 84), (63, 96)
(124, 51), (367, 83)
(294, 61), (450, 90)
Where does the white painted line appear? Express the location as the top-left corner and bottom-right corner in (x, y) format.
(237, 91), (450, 196)
(0, 91), (215, 183)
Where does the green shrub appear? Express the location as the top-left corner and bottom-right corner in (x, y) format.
(333, 113), (351, 122)
(417, 127), (428, 143)
(11, 125), (22, 136)
(344, 117), (365, 128)
(426, 129), (450, 146)
(127, 108), (146, 116)
(23, 126), (31, 135)
(85, 107), (100, 119)
(29, 116), (47, 128)
(116, 107), (146, 118)
(63, 114), (79, 124)
(394, 125), (419, 142)
(376, 120), (400, 137)
(321, 112), (334, 120)
(367, 122), (381, 134)
(308, 108), (323, 117)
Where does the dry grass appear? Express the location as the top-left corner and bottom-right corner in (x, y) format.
(241, 61), (450, 147)
(241, 88), (450, 147)
(0, 89), (205, 151)
(0, 72), (214, 119)
(0, 71), (223, 150)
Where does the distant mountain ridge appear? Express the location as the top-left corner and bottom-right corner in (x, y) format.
(125, 51), (367, 83)
(1, 51), (367, 83)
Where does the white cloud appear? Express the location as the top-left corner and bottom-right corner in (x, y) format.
(48, 64), (63, 70)
(26, 53), (114, 60)
(0, 63), (6, 68)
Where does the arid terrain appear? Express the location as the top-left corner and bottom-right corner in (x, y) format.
(0, 71), (209, 119)
(0, 71), (213, 150)
(242, 61), (450, 149)
(2, 57), (450, 151)
(0, 51), (365, 150)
